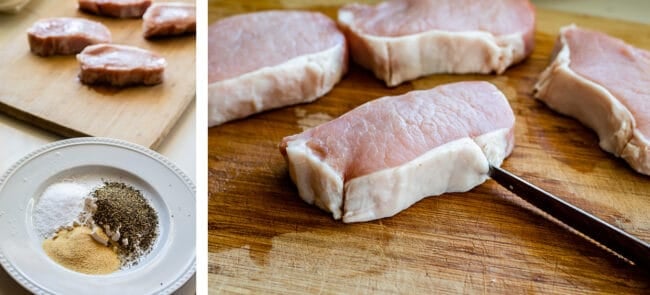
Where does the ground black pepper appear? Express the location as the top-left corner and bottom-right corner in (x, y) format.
(92, 182), (158, 265)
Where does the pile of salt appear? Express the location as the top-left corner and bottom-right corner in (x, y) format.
(33, 182), (90, 238)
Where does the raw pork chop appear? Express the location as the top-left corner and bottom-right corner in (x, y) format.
(280, 81), (515, 223)
(208, 11), (347, 126)
(79, 0), (152, 18)
(76, 44), (166, 86)
(338, 0), (535, 86)
(142, 3), (196, 38)
(534, 25), (650, 175)
(27, 18), (111, 56)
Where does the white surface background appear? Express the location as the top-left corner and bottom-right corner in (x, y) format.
(1, 0), (649, 294)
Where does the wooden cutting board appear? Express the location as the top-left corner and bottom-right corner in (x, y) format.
(0, 0), (195, 149)
(209, 2), (650, 293)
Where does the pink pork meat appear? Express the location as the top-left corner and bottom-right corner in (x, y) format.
(338, 0), (535, 86)
(534, 25), (650, 175)
(280, 81), (515, 223)
(208, 11), (347, 126)
(142, 2), (196, 38)
(27, 17), (111, 56)
(77, 44), (166, 87)
(79, 0), (152, 18)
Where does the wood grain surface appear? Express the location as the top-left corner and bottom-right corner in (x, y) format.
(208, 1), (650, 293)
(0, 0), (195, 148)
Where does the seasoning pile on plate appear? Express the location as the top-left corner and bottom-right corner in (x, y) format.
(35, 181), (159, 274)
(42, 226), (120, 274)
(33, 182), (92, 237)
(93, 182), (159, 265)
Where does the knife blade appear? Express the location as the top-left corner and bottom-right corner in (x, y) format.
(489, 165), (650, 271)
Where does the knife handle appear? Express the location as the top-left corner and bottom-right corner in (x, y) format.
(489, 165), (650, 271)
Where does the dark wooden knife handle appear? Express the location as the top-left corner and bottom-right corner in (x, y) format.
(489, 165), (650, 271)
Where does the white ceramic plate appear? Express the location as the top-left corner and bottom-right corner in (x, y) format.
(0, 138), (195, 294)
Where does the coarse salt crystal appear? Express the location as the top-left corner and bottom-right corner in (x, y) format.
(33, 182), (89, 238)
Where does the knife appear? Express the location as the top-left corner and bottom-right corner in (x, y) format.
(489, 165), (650, 271)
